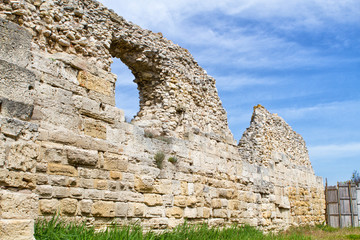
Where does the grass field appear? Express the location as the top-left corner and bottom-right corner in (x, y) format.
(34, 217), (360, 240)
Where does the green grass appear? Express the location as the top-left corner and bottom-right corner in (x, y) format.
(34, 217), (312, 240)
(35, 217), (360, 240)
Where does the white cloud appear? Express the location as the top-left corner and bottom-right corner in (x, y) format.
(99, 0), (360, 31)
(271, 100), (360, 121)
(215, 75), (278, 91)
(100, 0), (360, 72)
(309, 142), (360, 160)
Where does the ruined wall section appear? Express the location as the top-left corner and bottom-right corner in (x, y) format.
(239, 105), (325, 227)
(0, 1), (325, 239)
(0, 18), (38, 240)
(0, 0), (233, 140)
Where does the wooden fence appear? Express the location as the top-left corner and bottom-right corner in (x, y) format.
(325, 182), (359, 228)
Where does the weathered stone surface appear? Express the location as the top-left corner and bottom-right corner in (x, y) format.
(78, 71), (113, 96)
(67, 147), (98, 166)
(47, 163), (78, 177)
(6, 143), (38, 172)
(128, 203), (145, 217)
(79, 199), (92, 214)
(0, 61), (35, 107)
(115, 202), (128, 217)
(0, 219), (34, 240)
(144, 194), (163, 206)
(103, 152), (128, 171)
(166, 207), (184, 219)
(60, 198), (78, 215)
(0, 18), (31, 68)
(134, 175), (154, 193)
(0, 191), (38, 219)
(83, 118), (107, 140)
(39, 199), (59, 215)
(92, 201), (115, 217)
(0, 98), (34, 121)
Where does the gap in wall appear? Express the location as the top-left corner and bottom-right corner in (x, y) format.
(111, 58), (139, 122)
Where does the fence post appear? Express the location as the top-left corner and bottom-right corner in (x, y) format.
(325, 178), (329, 225)
(349, 181), (354, 227)
(337, 182), (342, 228)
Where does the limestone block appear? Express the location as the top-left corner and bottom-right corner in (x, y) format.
(203, 207), (211, 218)
(48, 163), (78, 177)
(153, 179), (173, 195)
(107, 127), (126, 145)
(83, 118), (107, 140)
(3, 171), (36, 189)
(186, 196), (198, 207)
(72, 95), (125, 124)
(174, 196), (186, 207)
(67, 147), (98, 166)
(211, 199), (222, 209)
(94, 180), (108, 190)
(0, 18), (31, 68)
(50, 176), (68, 187)
(146, 218), (169, 229)
(103, 152), (128, 171)
(84, 189), (103, 200)
(91, 201), (115, 217)
(166, 207), (183, 219)
(213, 209), (228, 218)
(127, 203), (145, 217)
(145, 206), (164, 217)
(115, 202), (128, 217)
(134, 175), (154, 193)
(36, 185), (53, 198)
(109, 171), (122, 180)
(77, 71), (112, 96)
(0, 219), (34, 240)
(79, 199), (92, 214)
(6, 142), (38, 172)
(162, 194), (173, 207)
(184, 207), (197, 219)
(53, 187), (70, 198)
(144, 194), (163, 206)
(104, 191), (119, 201)
(228, 200), (240, 210)
(0, 61), (36, 106)
(122, 191), (144, 202)
(0, 191), (38, 219)
(180, 182), (188, 195)
(218, 189), (234, 199)
(70, 188), (84, 199)
(0, 118), (36, 139)
(60, 198), (78, 215)
(39, 199), (59, 215)
(41, 145), (66, 164)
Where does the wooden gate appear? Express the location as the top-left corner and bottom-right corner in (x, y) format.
(325, 182), (359, 228)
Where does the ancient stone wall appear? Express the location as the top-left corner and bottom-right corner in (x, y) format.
(0, 1), (324, 239)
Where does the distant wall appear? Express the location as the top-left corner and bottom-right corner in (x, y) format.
(0, 1), (325, 239)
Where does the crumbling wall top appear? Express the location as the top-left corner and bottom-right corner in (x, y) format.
(0, 0), (234, 141)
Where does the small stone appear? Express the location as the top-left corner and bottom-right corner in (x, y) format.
(66, 32), (75, 40)
(58, 39), (70, 47)
(74, 9), (84, 17)
(43, 30), (51, 37)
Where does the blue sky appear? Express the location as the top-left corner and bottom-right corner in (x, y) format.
(99, 0), (360, 185)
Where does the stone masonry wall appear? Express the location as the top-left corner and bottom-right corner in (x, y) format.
(0, 1), (325, 239)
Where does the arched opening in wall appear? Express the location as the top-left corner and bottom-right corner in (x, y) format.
(111, 58), (139, 122)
